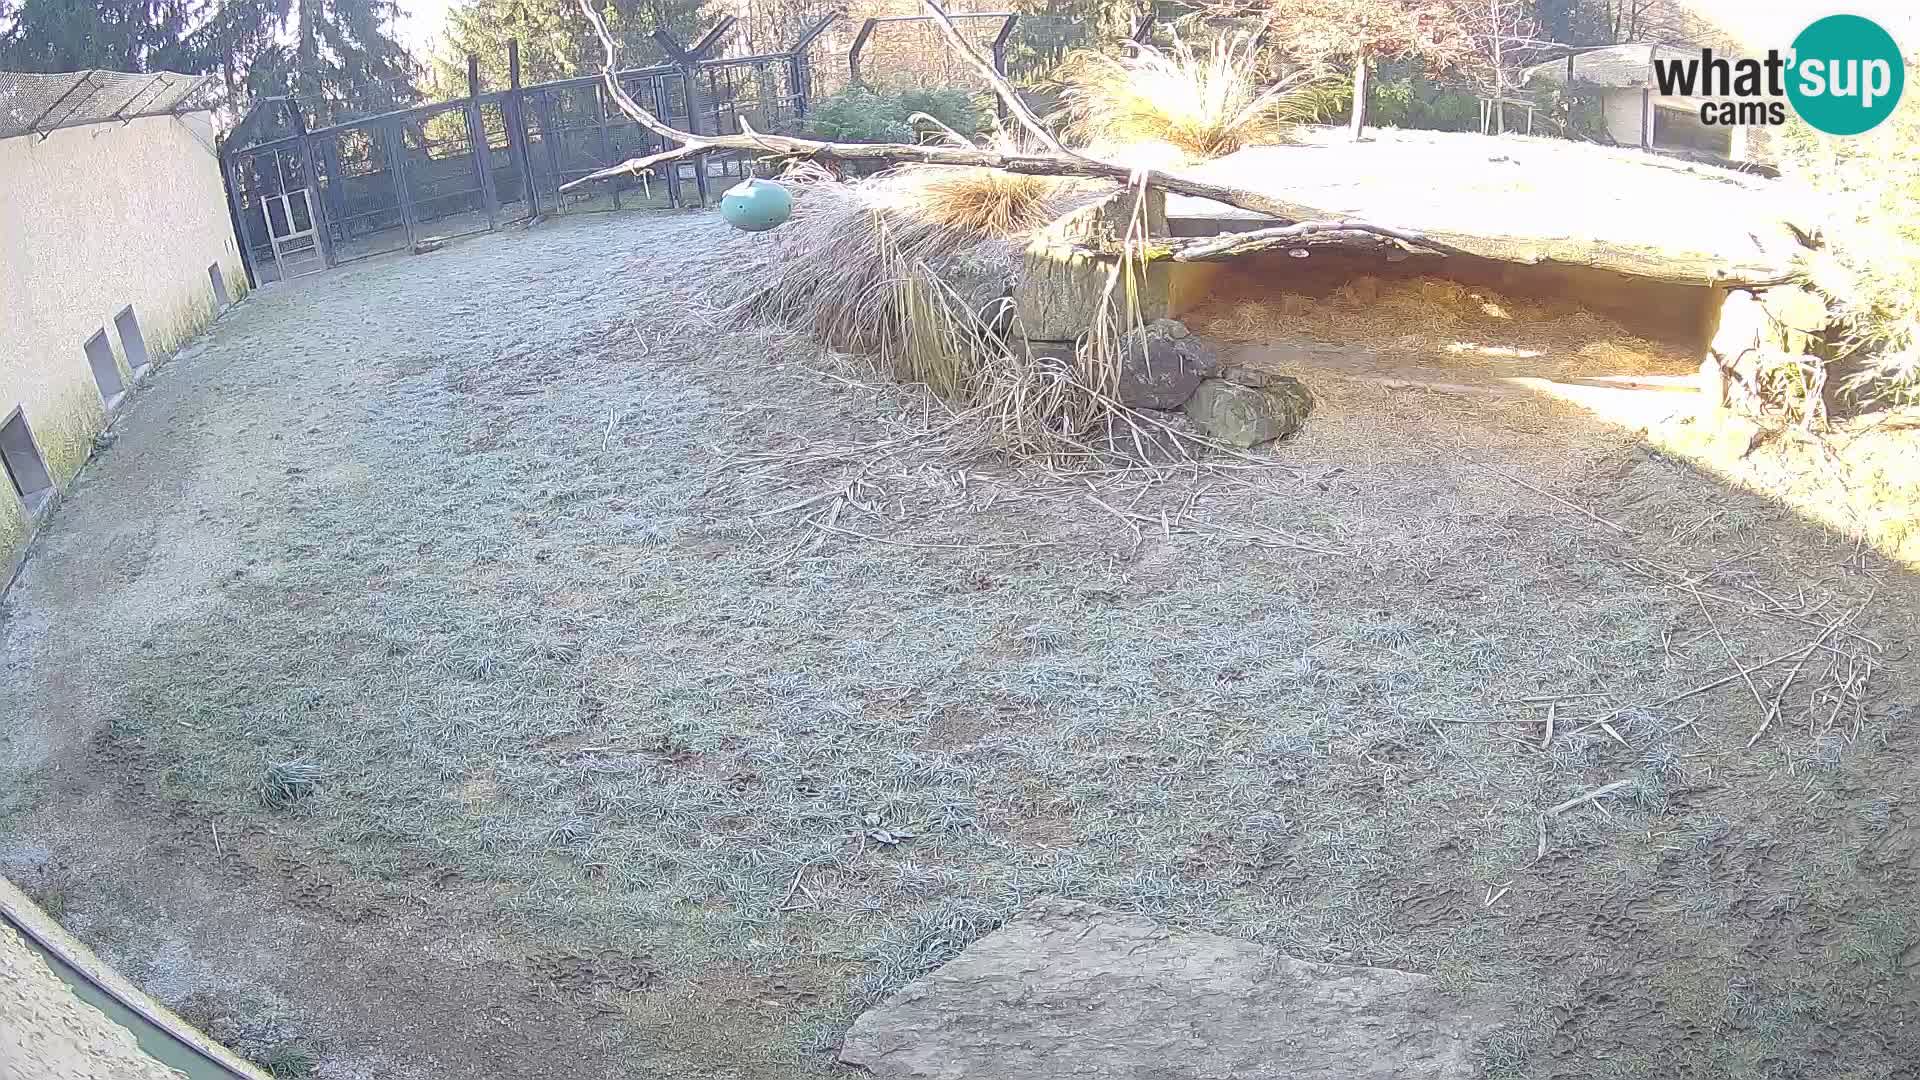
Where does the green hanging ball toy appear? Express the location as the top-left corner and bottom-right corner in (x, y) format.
(720, 177), (792, 233)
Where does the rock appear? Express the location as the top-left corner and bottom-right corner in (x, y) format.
(932, 243), (1018, 336)
(1704, 289), (1769, 413)
(1149, 317), (1189, 340)
(1115, 323), (1218, 409)
(840, 899), (1494, 1079)
(1220, 365), (1278, 388)
(1758, 284), (1828, 355)
(1025, 341), (1076, 381)
(1182, 377), (1313, 447)
(1014, 189), (1171, 340)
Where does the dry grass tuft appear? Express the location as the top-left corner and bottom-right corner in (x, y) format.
(720, 167), (1211, 467)
(884, 130), (1068, 237)
(892, 166), (1063, 235)
(1059, 33), (1316, 161)
(717, 164), (1060, 396)
(1773, 97), (1920, 402)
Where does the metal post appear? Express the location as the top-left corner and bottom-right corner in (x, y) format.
(786, 11), (840, 118)
(990, 15), (1016, 77)
(507, 39), (539, 217)
(466, 55), (500, 228)
(298, 133), (336, 267)
(538, 92), (564, 211)
(991, 15), (1017, 121)
(684, 65), (710, 205)
(849, 18), (878, 86)
(598, 82), (619, 210)
(384, 116), (419, 250)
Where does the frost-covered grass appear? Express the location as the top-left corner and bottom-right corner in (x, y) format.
(30, 210), (1913, 1076)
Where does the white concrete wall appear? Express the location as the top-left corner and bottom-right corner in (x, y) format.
(0, 111), (246, 576)
(1601, 88), (1647, 147)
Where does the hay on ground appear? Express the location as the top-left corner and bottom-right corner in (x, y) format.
(1184, 274), (1698, 381)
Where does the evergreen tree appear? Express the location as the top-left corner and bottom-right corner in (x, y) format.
(433, 0), (708, 95)
(0, 0), (202, 73)
(0, 0), (418, 128)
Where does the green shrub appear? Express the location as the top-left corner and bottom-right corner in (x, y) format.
(1303, 72), (1486, 134)
(798, 85), (984, 144)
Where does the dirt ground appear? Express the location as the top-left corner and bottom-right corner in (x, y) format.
(3, 209), (1918, 1079)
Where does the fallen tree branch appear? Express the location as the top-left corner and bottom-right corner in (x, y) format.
(916, 0), (1070, 157)
(567, 0), (1799, 287)
(1165, 220), (1477, 261)
(566, 0), (1396, 231)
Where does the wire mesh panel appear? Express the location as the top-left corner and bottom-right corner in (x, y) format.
(398, 103), (492, 241)
(852, 15), (1013, 92)
(228, 143), (318, 283)
(526, 81), (621, 212)
(315, 123), (410, 262)
(697, 57), (803, 185)
(477, 98), (532, 221)
(1006, 15), (1106, 82)
(0, 70), (214, 139)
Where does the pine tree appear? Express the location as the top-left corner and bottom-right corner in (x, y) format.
(433, 0), (709, 96)
(0, 0), (203, 73)
(0, 0), (418, 128)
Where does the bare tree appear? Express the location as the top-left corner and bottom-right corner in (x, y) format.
(1449, 0), (1552, 133)
(1263, 0), (1471, 139)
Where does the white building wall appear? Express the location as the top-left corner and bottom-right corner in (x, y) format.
(1601, 88), (1647, 147)
(0, 111), (246, 577)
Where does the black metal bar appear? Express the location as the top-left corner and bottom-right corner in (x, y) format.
(990, 14), (1017, 61)
(787, 10), (840, 54)
(652, 29), (694, 65)
(28, 72), (95, 139)
(657, 79), (680, 208)
(385, 117), (419, 249)
(221, 154), (260, 290)
(598, 82), (619, 210)
(690, 16), (737, 59)
(848, 17), (878, 85)
(466, 55), (500, 228)
(682, 61), (711, 206)
(538, 91), (564, 211)
(318, 134), (347, 239)
(298, 134), (336, 267)
(508, 38), (539, 217)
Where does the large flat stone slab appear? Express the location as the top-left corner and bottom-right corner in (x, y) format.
(1159, 127), (1807, 285)
(840, 899), (1494, 1078)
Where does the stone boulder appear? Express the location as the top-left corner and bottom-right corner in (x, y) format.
(932, 243), (1018, 337)
(1182, 377), (1313, 447)
(1115, 319), (1219, 409)
(1758, 284), (1828, 355)
(840, 899), (1495, 1079)
(1220, 365), (1279, 388)
(1014, 189), (1171, 341)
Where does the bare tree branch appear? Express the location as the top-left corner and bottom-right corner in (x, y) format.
(563, 0), (1798, 287)
(916, 0), (1071, 157)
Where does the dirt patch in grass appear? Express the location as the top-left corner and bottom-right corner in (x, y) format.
(2, 211), (1919, 1078)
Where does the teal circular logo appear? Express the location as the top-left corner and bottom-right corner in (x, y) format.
(1787, 14), (1905, 135)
